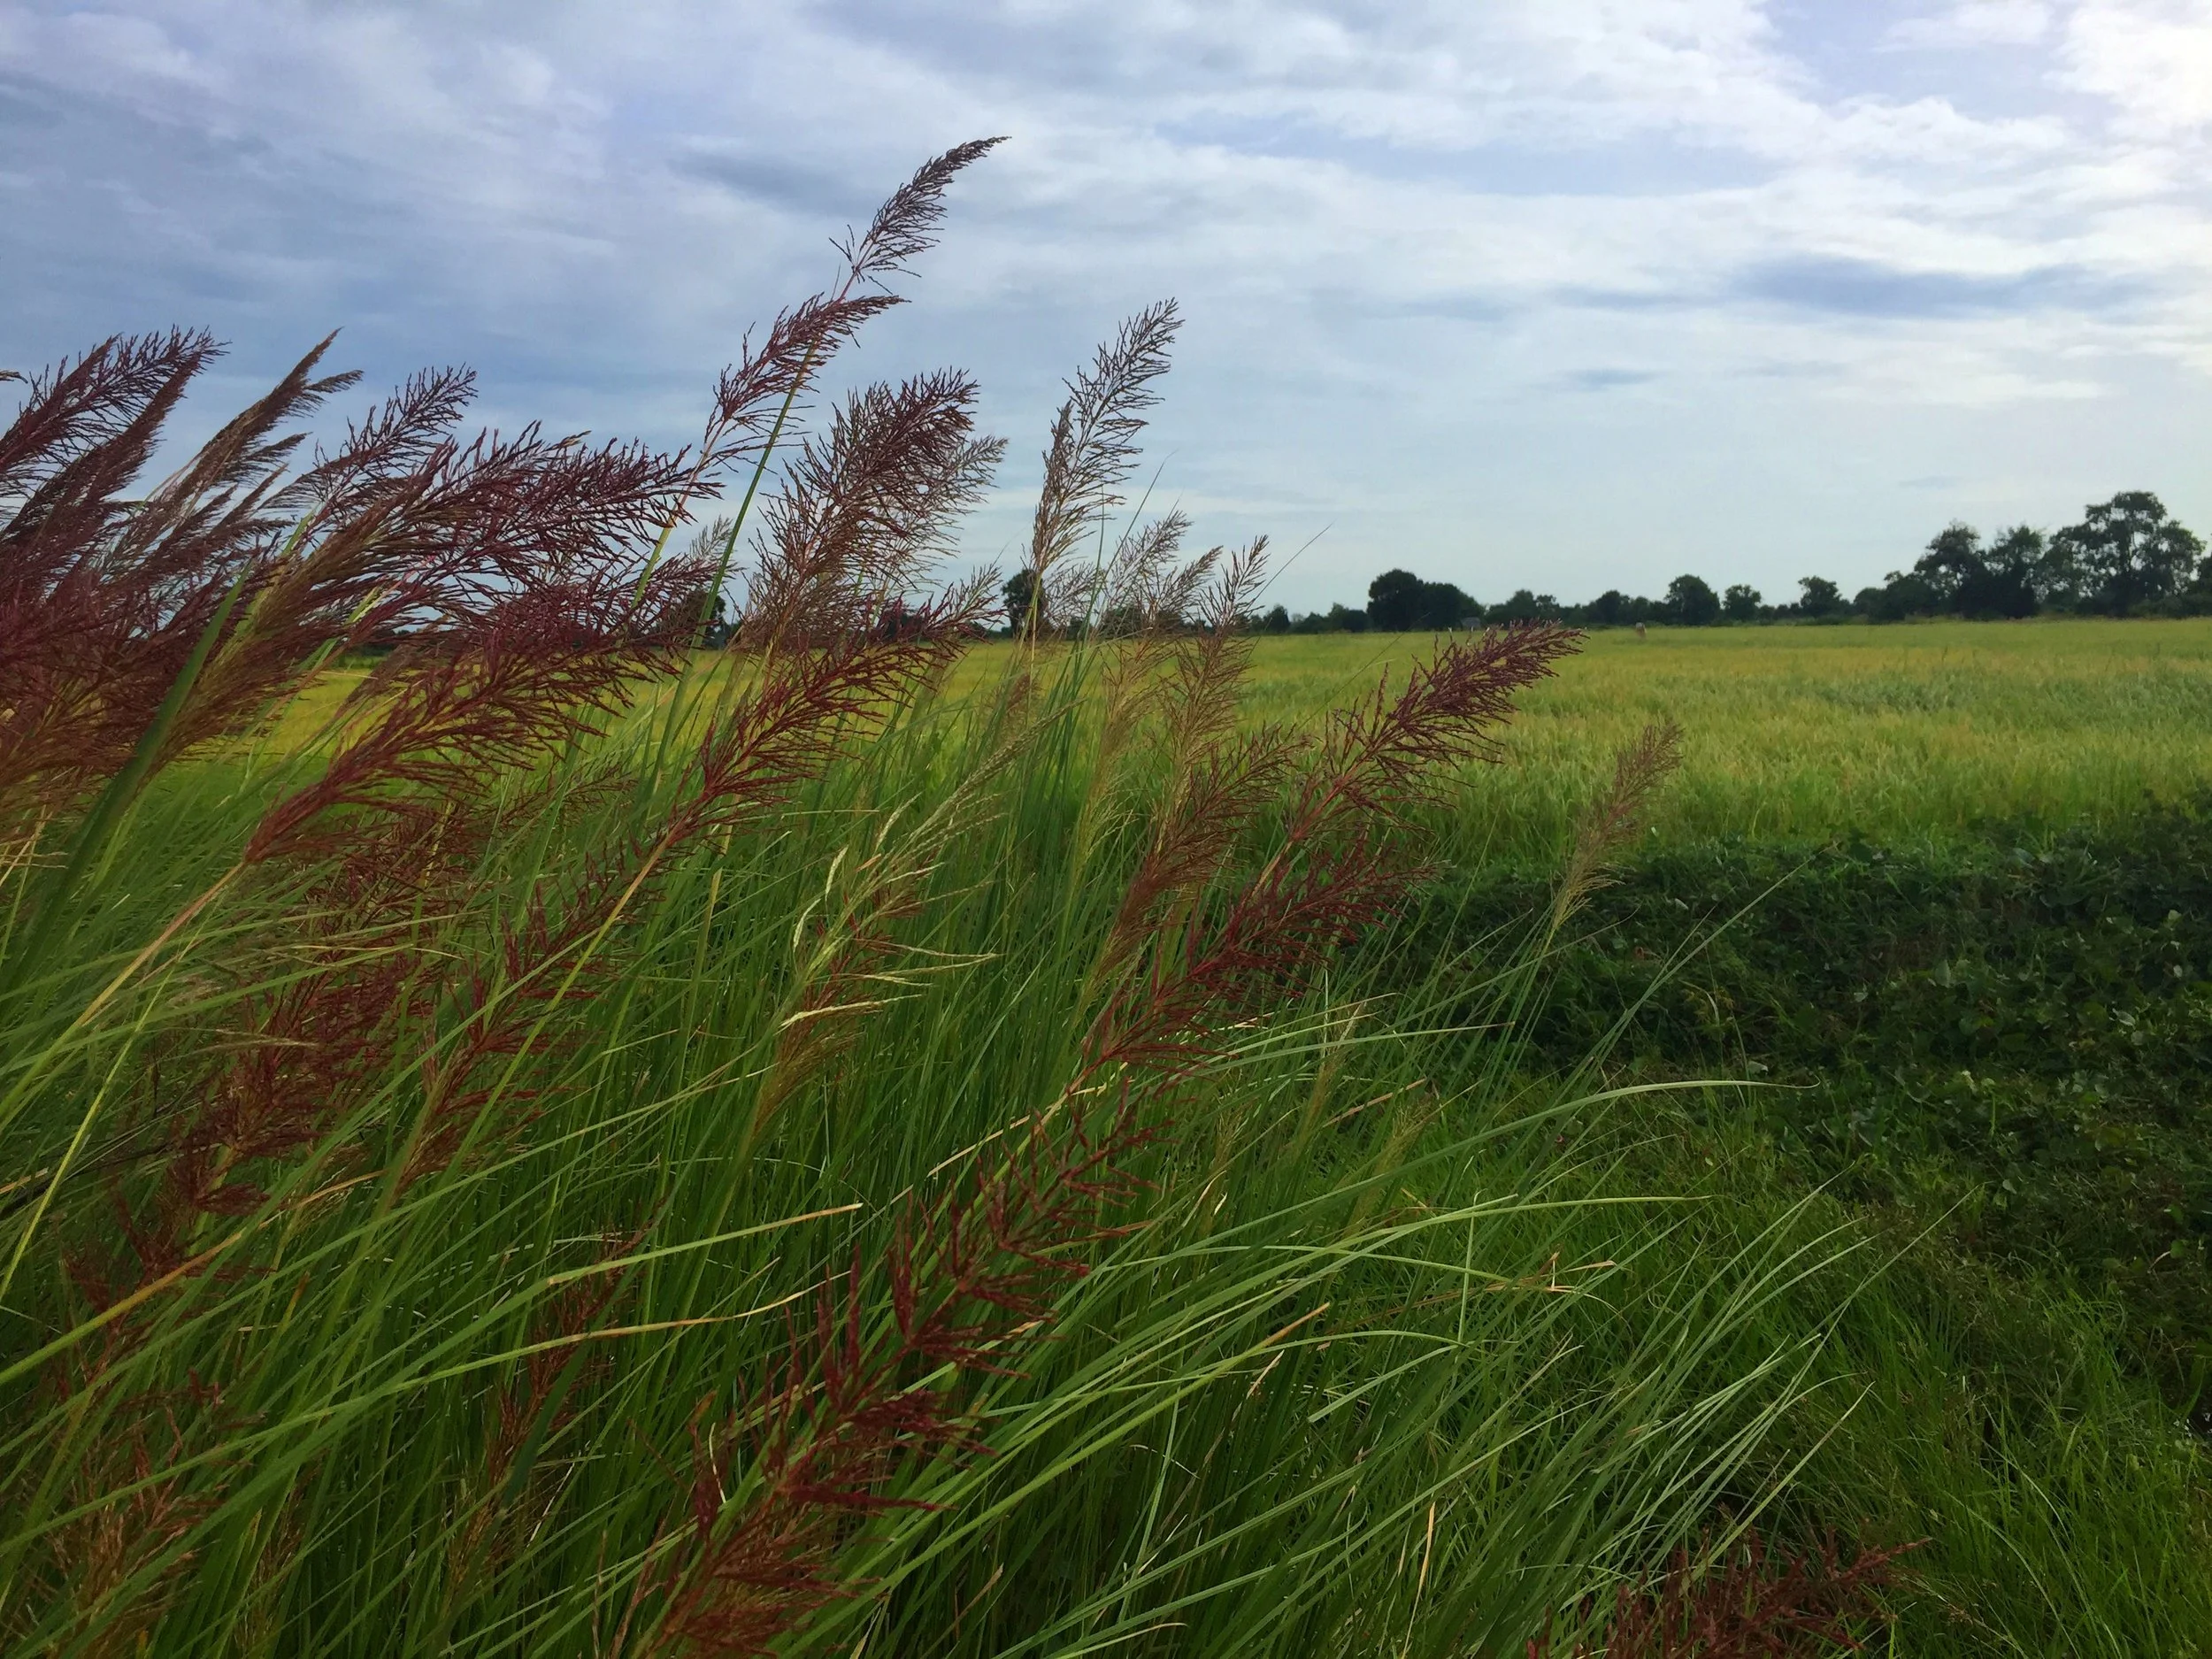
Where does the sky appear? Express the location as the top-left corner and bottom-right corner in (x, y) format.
(3, 1), (2208, 612)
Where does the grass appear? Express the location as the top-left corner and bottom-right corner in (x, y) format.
(0, 649), (1833, 1654)
(296, 617), (2212, 868)
(1240, 619), (2212, 860)
(7, 145), (2209, 1653)
(228, 621), (2212, 1460)
(5, 631), (2211, 1656)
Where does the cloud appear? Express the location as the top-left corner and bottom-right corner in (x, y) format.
(1883, 2), (2052, 50)
(1563, 367), (1660, 390)
(672, 146), (879, 218)
(2062, 0), (2212, 134)
(0, 0), (2206, 604)
(1737, 257), (2138, 318)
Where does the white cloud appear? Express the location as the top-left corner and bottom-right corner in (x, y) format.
(0, 0), (2207, 602)
(2063, 0), (2212, 134)
(1884, 2), (2053, 50)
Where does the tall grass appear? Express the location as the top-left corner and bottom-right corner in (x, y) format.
(3, 146), (2207, 1657)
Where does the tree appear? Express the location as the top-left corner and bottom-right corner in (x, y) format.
(1722, 583), (1762, 622)
(1494, 588), (1562, 623)
(1260, 603), (1291, 634)
(1990, 525), (2045, 576)
(1367, 569), (1479, 631)
(1912, 522), (1985, 609)
(1904, 521), (2036, 619)
(1961, 525), (2039, 618)
(1365, 569), (1425, 631)
(1858, 571), (1938, 623)
(1795, 575), (1845, 618)
(1002, 569), (1040, 636)
(2050, 492), (2207, 613)
(1417, 580), (1479, 630)
(1664, 574), (1719, 626)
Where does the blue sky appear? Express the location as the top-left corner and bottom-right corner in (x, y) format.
(3, 1), (2208, 611)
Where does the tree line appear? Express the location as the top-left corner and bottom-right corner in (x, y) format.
(1255, 491), (2209, 634)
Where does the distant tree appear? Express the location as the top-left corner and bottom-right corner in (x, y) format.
(2029, 532), (2088, 611)
(1912, 523), (1985, 609)
(1896, 521), (2032, 619)
(1664, 574), (1719, 626)
(1963, 525), (2039, 618)
(1990, 526), (2046, 578)
(1722, 583), (1762, 622)
(1367, 569), (1478, 631)
(2050, 492), (2207, 613)
(1858, 570), (1939, 623)
(1366, 569), (1425, 631)
(1494, 588), (1562, 623)
(1795, 575), (1845, 618)
(1002, 568), (1040, 636)
(1585, 588), (1628, 627)
(1325, 602), (1369, 634)
(1417, 580), (1479, 629)
(1574, 590), (1662, 626)
(1260, 603), (1291, 634)
(673, 586), (733, 647)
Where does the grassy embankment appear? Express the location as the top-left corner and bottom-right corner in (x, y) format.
(8, 620), (2208, 1655)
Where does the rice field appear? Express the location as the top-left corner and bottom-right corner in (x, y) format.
(283, 617), (2212, 867)
(972, 618), (2212, 859)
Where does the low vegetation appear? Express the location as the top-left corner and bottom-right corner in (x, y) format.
(3, 142), (2208, 1657)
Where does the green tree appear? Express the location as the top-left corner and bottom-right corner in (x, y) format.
(1905, 521), (2036, 618)
(1002, 568), (1040, 636)
(1417, 580), (1479, 629)
(1368, 569), (1479, 631)
(1664, 574), (1719, 626)
(1965, 525), (2040, 618)
(1859, 570), (1939, 623)
(2051, 492), (2207, 613)
(1722, 583), (1762, 622)
(1366, 568), (1425, 631)
(1913, 522), (1985, 610)
(1795, 575), (1845, 618)
(1494, 588), (1562, 623)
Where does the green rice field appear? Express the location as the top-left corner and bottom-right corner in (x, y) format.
(289, 616), (2212, 862)
(1241, 618), (2212, 856)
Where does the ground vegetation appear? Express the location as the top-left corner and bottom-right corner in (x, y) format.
(4, 146), (2208, 1659)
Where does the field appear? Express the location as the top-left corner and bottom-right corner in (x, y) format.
(1254, 618), (2212, 856)
(288, 616), (2212, 860)
(8, 608), (2212, 1657)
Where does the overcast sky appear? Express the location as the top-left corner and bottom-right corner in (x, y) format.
(4, 1), (2208, 611)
